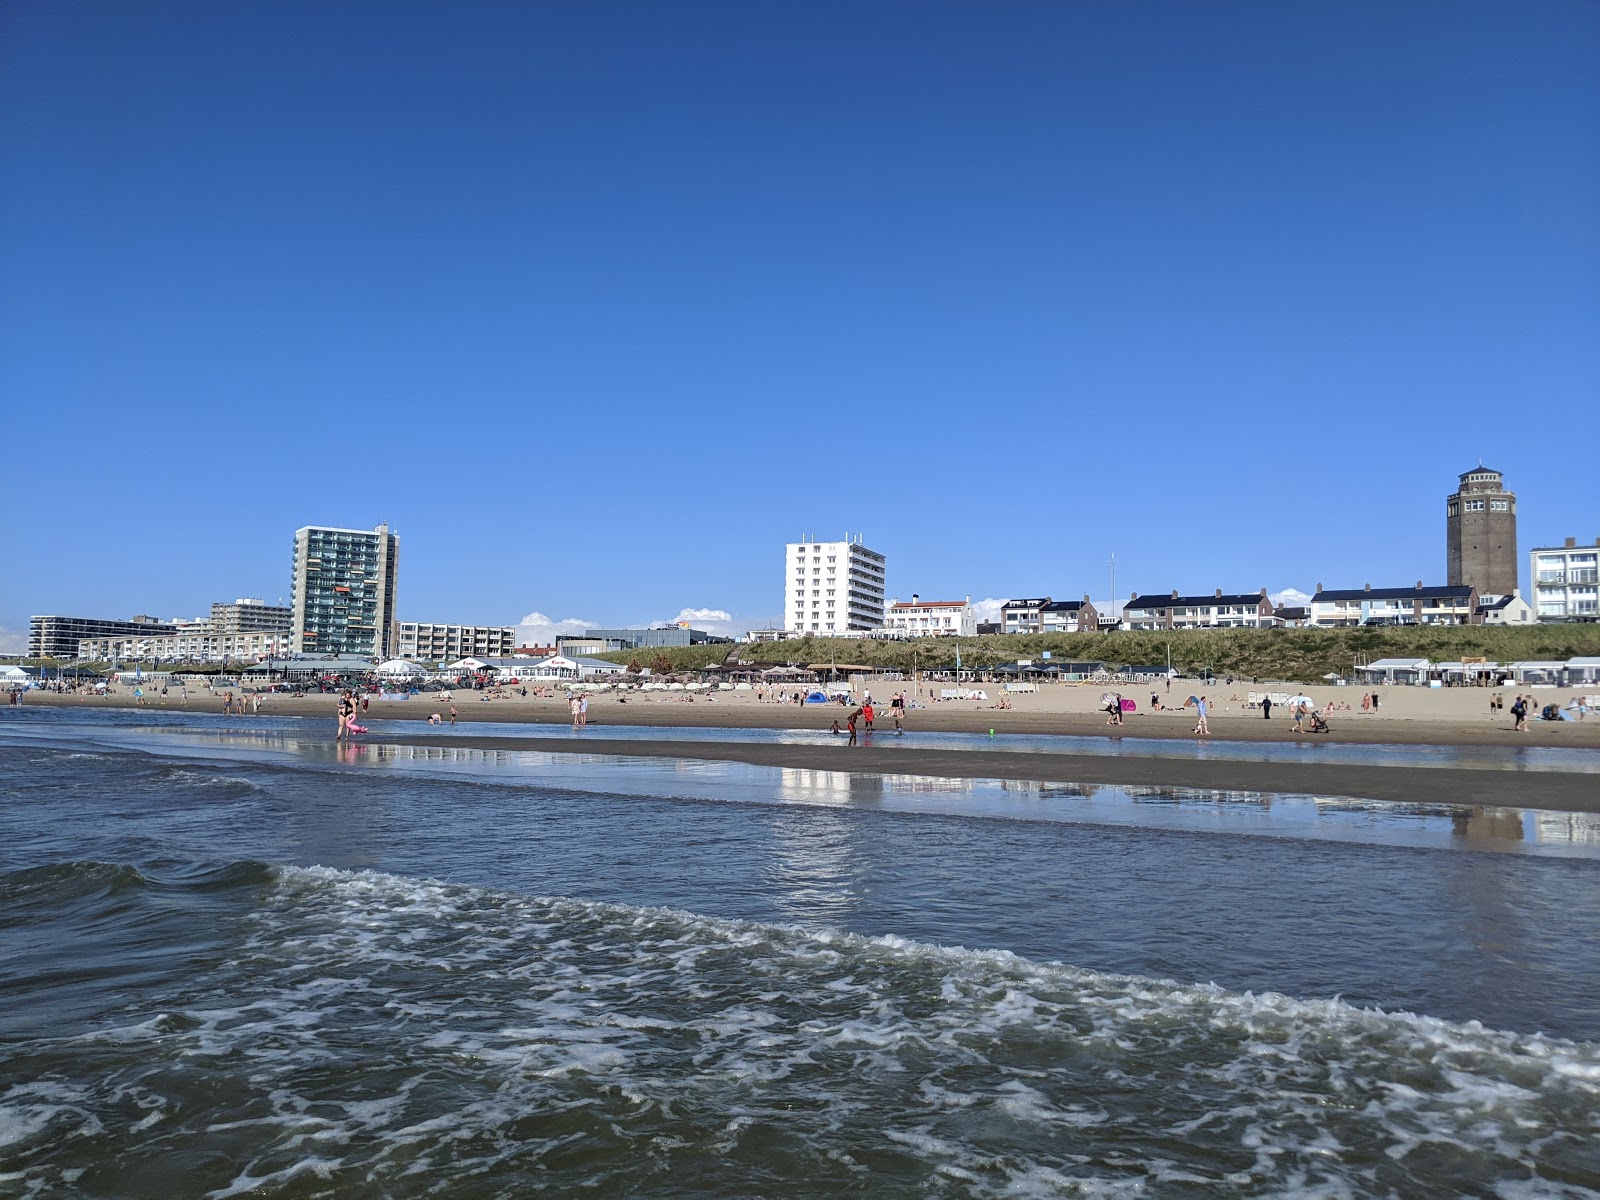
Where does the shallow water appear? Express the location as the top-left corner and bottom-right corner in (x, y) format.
(2, 710), (1598, 1197)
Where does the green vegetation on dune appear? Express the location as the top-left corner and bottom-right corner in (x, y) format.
(603, 626), (1600, 683)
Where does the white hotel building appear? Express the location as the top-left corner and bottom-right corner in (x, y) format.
(784, 536), (887, 634)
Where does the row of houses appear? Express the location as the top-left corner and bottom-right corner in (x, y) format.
(999, 583), (1534, 633)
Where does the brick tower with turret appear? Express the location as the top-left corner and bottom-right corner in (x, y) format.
(1446, 466), (1518, 597)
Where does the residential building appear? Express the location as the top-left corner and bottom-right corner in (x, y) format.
(1001, 598), (1051, 635)
(1042, 597), (1099, 633)
(1309, 582), (1480, 627)
(398, 622), (517, 662)
(77, 628), (293, 663)
(1530, 537), (1600, 622)
(784, 535), (887, 634)
(290, 524), (400, 658)
(583, 627), (731, 649)
(1446, 466), (1518, 597)
(28, 614), (176, 660)
(1477, 593), (1535, 625)
(884, 594), (977, 638)
(210, 598), (292, 635)
(1003, 596), (1099, 634)
(1122, 589), (1274, 630)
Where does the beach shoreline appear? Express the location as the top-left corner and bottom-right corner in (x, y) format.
(16, 687), (1600, 750)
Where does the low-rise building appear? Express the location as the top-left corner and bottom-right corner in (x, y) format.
(1123, 589), (1274, 630)
(1310, 582), (1480, 627)
(1003, 596), (1099, 634)
(211, 598), (292, 635)
(1530, 537), (1599, 622)
(884, 595), (977, 638)
(584, 627), (731, 649)
(397, 622), (517, 662)
(1001, 598), (1051, 635)
(1042, 597), (1099, 633)
(1477, 592), (1535, 625)
(78, 628), (293, 662)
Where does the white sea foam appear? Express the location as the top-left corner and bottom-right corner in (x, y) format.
(4, 862), (1596, 1197)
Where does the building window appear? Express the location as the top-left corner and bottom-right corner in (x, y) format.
(1491, 500), (1508, 511)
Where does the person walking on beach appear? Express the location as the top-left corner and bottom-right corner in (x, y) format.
(1511, 694), (1528, 732)
(846, 706), (861, 745)
(862, 702), (874, 730)
(1371, 691), (1380, 712)
(449, 704), (458, 726)
(335, 691), (351, 741)
(1262, 695), (1272, 720)
(578, 694), (589, 727)
(1193, 695), (1210, 736)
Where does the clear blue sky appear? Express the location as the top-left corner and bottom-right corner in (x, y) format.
(3, 1), (1596, 645)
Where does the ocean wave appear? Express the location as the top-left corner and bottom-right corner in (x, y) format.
(2, 863), (1594, 1197)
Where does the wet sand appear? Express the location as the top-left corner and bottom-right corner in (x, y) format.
(384, 731), (1599, 813)
(12, 691), (1596, 811)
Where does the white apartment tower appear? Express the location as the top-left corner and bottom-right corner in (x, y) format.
(784, 535), (886, 634)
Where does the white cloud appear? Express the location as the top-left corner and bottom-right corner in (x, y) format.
(643, 606), (749, 639)
(970, 598), (1006, 624)
(1270, 588), (1313, 608)
(515, 611), (596, 644)
(0, 625), (25, 655)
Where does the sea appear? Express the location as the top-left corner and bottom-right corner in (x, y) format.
(2, 707), (1598, 1198)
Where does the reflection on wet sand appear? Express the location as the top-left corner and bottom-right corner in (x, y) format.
(27, 719), (1600, 859)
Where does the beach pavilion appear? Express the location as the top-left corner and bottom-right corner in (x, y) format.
(1354, 658), (1431, 685)
(1506, 661), (1568, 686)
(375, 659), (427, 681)
(1564, 657), (1600, 686)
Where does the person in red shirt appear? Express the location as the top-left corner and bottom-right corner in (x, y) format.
(862, 702), (875, 730)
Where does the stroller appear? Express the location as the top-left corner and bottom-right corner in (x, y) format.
(1305, 709), (1331, 734)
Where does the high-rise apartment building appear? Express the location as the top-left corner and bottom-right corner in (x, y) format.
(290, 524), (399, 657)
(1446, 466), (1518, 597)
(784, 535), (886, 634)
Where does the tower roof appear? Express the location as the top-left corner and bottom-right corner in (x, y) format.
(1460, 465), (1502, 478)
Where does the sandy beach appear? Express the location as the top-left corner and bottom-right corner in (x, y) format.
(19, 679), (1600, 749)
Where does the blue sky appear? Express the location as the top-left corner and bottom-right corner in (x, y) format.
(3, 1), (1597, 648)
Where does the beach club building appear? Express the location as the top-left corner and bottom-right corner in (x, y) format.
(1122, 589), (1274, 631)
(490, 654), (625, 681)
(1309, 583), (1480, 627)
(884, 595), (977, 638)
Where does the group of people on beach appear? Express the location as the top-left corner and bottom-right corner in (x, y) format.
(829, 691), (908, 743)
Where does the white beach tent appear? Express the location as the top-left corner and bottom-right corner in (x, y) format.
(376, 659), (427, 679)
(446, 657), (489, 672)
